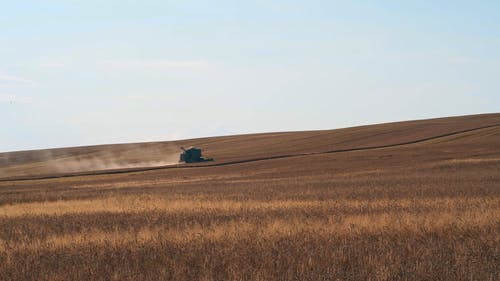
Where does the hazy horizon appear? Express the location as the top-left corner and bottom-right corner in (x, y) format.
(2, 112), (499, 153)
(2, 1), (499, 152)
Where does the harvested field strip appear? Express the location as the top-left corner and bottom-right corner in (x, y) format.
(430, 158), (500, 169)
(428, 126), (500, 144)
(3, 123), (499, 182)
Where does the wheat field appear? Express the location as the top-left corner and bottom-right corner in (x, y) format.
(0, 114), (499, 280)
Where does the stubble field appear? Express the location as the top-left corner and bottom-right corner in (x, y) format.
(0, 114), (499, 280)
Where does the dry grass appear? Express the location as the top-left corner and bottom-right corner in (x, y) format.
(0, 114), (499, 280)
(1, 168), (498, 280)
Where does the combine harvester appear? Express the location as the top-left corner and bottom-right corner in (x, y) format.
(179, 147), (214, 163)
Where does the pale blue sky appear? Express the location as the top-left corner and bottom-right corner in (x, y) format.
(1, 0), (499, 152)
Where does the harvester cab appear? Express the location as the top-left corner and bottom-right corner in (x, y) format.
(180, 147), (213, 163)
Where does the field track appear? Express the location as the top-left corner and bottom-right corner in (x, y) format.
(2, 122), (499, 182)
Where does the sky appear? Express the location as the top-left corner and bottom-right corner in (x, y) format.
(1, 0), (499, 152)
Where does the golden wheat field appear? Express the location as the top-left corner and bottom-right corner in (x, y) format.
(0, 114), (499, 281)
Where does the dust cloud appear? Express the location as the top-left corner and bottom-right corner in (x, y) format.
(44, 148), (181, 174)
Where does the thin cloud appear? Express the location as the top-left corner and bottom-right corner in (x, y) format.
(101, 59), (210, 71)
(0, 71), (32, 83)
(40, 62), (65, 68)
(447, 56), (480, 65)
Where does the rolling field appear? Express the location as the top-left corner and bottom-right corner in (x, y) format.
(0, 113), (499, 280)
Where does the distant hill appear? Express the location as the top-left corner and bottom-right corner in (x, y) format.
(1, 113), (499, 180)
